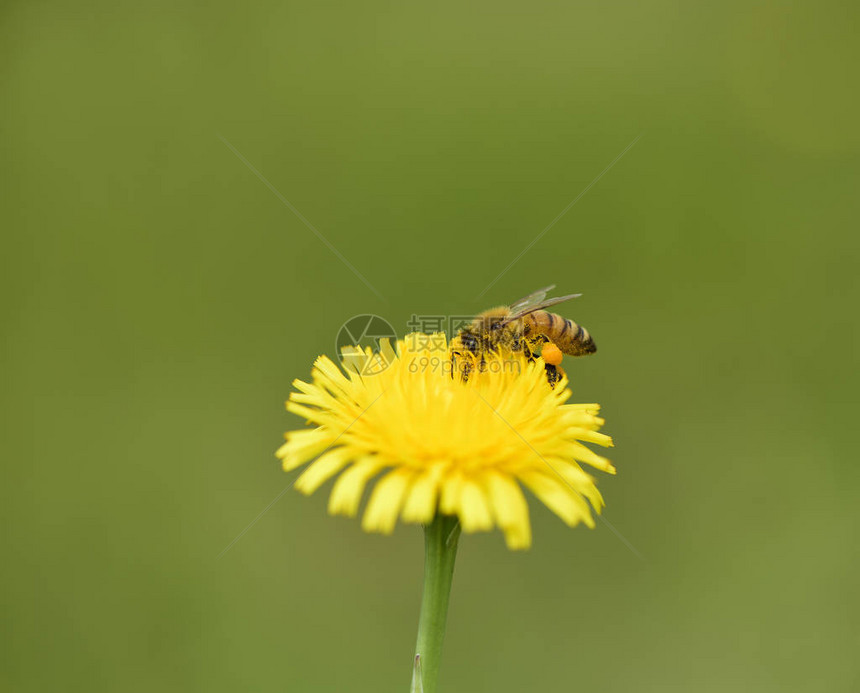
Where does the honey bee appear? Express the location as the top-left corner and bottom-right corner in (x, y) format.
(452, 285), (596, 386)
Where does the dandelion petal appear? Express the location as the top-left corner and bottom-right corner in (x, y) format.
(328, 458), (386, 517)
(362, 469), (412, 534)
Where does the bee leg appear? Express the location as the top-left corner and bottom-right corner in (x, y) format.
(461, 361), (473, 382)
(453, 331), (481, 382)
(521, 342), (533, 361)
(544, 363), (562, 387)
(450, 349), (472, 382)
(450, 349), (460, 381)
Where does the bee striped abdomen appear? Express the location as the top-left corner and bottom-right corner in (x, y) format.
(525, 310), (596, 356)
(560, 318), (571, 337)
(566, 321), (596, 355)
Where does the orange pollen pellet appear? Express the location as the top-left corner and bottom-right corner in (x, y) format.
(541, 343), (563, 366)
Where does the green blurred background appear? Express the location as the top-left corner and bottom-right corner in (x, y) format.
(2, 1), (858, 691)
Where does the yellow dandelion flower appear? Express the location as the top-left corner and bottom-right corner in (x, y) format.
(277, 333), (614, 550)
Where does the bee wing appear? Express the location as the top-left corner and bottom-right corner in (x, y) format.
(503, 293), (582, 324)
(508, 285), (556, 314)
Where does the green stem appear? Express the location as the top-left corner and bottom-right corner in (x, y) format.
(411, 514), (461, 693)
